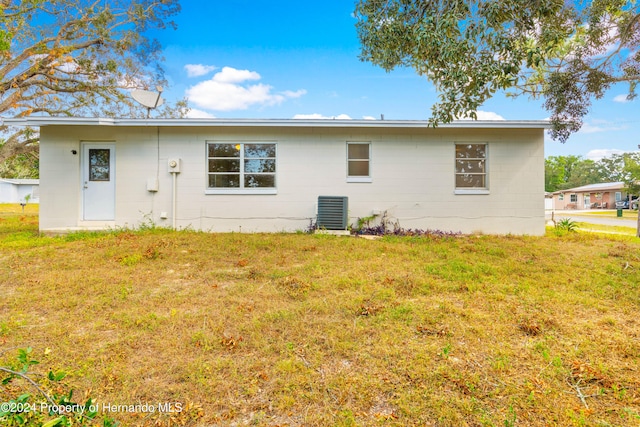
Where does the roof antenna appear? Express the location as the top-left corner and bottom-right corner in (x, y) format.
(380, 114), (384, 120)
(131, 86), (164, 118)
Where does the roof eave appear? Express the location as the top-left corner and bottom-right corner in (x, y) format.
(1, 117), (552, 129)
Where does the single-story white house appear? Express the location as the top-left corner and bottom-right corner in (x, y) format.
(0, 178), (40, 204)
(3, 117), (548, 235)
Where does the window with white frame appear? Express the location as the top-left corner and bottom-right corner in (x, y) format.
(455, 143), (487, 191)
(559, 193), (564, 201)
(207, 142), (276, 191)
(347, 142), (371, 181)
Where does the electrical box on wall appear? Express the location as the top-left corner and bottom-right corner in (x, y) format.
(146, 178), (159, 192)
(168, 158), (181, 173)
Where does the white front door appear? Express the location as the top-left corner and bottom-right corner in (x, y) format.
(82, 143), (115, 221)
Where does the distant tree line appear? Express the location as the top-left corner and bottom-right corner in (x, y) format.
(546, 153), (640, 195)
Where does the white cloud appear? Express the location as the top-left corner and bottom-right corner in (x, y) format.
(281, 90), (307, 99)
(292, 113), (353, 120)
(186, 108), (216, 119)
(185, 66), (306, 111)
(184, 64), (217, 78)
(586, 149), (626, 161)
(578, 121), (626, 134)
(362, 116), (377, 120)
(474, 110), (505, 120)
(613, 94), (633, 103)
(212, 67), (260, 84)
(458, 110), (505, 121)
(579, 123), (607, 133)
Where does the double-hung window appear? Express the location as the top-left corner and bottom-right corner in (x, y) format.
(455, 143), (488, 194)
(207, 142), (276, 194)
(347, 142), (371, 182)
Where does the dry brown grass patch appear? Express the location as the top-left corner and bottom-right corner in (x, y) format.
(1, 213), (640, 426)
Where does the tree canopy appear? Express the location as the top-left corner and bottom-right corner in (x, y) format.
(545, 152), (640, 192)
(355, 0), (640, 142)
(0, 0), (187, 167)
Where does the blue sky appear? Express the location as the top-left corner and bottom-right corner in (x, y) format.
(152, 1), (639, 160)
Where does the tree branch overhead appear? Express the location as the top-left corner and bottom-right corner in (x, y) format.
(0, 0), (188, 166)
(355, 0), (640, 142)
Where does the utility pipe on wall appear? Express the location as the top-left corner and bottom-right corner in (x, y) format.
(172, 171), (177, 230)
(168, 158), (181, 230)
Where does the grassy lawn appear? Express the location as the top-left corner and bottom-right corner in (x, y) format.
(575, 210), (639, 220)
(574, 222), (638, 236)
(1, 205), (640, 426)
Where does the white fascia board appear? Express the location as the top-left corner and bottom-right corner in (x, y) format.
(1, 117), (115, 126)
(1, 117), (551, 129)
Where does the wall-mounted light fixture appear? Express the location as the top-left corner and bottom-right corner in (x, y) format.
(71, 149), (77, 155)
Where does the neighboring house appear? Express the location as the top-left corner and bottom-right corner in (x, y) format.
(0, 178), (40, 204)
(2, 117), (548, 235)
(551, 182), (626, 210)
(544, 193), (554, 210)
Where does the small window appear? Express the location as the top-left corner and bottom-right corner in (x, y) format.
(207, 142), (276, 193)
(570, 194), (577, 203)
(455, 143), (487, 192)
(347, 142), (371, 182)
(89, 148), (110, 181)
(559, 193), (564, 201)
(615, 192), (622, 202)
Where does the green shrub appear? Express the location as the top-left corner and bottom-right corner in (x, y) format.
(556, 218), (578, 233)
(0, 348), (118, 427)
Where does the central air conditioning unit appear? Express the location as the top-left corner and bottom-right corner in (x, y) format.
(317, 196), (348, 230)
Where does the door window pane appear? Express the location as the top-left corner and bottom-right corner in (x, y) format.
(89, 149), (110, 181)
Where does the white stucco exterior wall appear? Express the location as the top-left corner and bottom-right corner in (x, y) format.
(38, 123), (545, 235)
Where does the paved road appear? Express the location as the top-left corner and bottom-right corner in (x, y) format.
(546, 210), (638, 228)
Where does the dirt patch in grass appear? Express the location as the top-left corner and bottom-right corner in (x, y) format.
(1, 213), (640, 426)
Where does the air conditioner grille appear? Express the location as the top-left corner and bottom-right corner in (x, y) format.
(317, 196), (348, 230)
